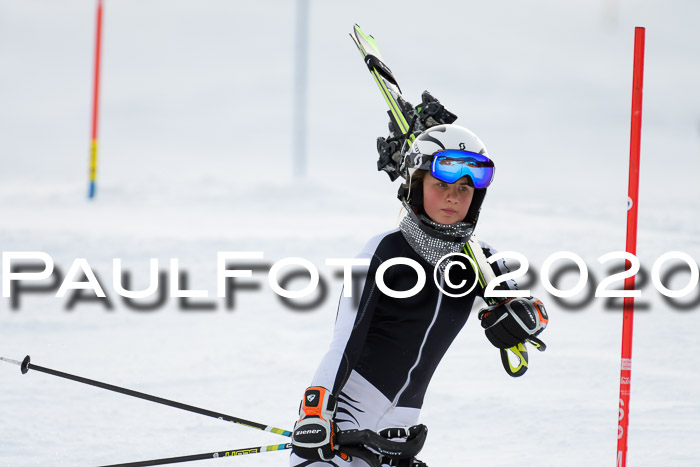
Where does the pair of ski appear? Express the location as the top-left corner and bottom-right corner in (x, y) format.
(0, 355), (426, 466)
(350, 24), (542, 377)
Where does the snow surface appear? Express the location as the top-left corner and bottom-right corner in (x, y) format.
(1, 1), (700, 466)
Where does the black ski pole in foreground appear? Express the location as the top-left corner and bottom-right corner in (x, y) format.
(97, 443), (293, 467)
(2, 355), (428, 467)
(0, 355), (291, 437)
(99, 426), (428, 467)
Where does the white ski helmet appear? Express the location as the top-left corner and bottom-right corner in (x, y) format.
(399, 124), (494, 230)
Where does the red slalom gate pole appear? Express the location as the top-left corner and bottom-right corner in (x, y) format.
(617, 26), (645, 467)
(88, 0), (104, 199)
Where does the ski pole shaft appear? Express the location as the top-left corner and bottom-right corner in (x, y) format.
(98, 443), (292, 467)
(103, 426), (429, 467)
(0, 355), (291, 437)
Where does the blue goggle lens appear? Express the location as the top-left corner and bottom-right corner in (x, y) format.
(430, 150), (495, 188)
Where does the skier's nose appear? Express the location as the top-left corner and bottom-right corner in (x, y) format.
(445, 187), (459, 203)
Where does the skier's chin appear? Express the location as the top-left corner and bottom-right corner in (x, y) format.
(430, 211), (463, 226)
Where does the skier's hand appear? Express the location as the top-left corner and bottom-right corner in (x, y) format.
(292, 386), (339, 461)
(478, 297), (548, 349)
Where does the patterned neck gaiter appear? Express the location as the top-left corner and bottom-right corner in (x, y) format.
(399, 210), (473, 267)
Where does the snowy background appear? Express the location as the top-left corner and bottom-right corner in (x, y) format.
(2, 0), (700, 466)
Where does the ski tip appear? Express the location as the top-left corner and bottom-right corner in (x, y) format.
(353, 24), (373, 40)
(351, 24), (364, 42)
(351, 24), (383, 62)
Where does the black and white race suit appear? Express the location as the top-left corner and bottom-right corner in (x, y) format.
(291, 228), (514, 467)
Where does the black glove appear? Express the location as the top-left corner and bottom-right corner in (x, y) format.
(479, 297), (548, 349)
(377, 425), (429, 467)
(292, 386), (338, 461)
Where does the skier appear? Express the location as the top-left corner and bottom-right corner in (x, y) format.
(290, 124), (548, 466)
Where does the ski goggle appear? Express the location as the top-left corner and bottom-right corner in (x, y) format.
(430, 150), (495, 188)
